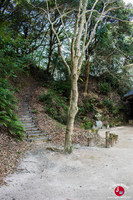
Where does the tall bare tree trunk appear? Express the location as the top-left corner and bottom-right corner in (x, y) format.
(47, 27), (53, 73)
(84, 57), (91, 95)
(64, 0), (88, 153)
(64, 72), (78, 153)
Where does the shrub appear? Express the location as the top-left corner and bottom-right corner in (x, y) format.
(103, 99), (114, 113)
(78, 97), (96, 117)
(0, 79), (25, 139)
(100, 72), (132, 97)
(39, 92), (53, 104)
(39, 89), (68, 124)
(81, 117), (93, 129)
(53, 81), (71, 99)
(99, 81), (112, 94)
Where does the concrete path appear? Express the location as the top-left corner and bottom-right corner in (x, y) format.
(0, 126), (133, 200)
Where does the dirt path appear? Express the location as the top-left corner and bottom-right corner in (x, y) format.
(0, 126), (133, 200)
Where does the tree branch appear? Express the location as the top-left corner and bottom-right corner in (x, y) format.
(71, 0), (82, 62)
(75, 0), (88, 60)
(80, 0), (99, 72)
(46, 0), (71, 76)
(103, 14), (133, 24)
(55, 0), (71, 47)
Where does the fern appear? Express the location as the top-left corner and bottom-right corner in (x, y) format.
(0, 79), (25, 139)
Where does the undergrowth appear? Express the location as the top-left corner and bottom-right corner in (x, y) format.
(39, 89), (68, 124)
(0, 79), (25, 139)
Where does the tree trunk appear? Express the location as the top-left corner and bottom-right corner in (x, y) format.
(47, 27), (53, 73)
(84, 56), (91, 95)
(64, 73), (78, 153)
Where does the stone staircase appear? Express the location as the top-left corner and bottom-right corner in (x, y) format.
(18, 89), (50, 142)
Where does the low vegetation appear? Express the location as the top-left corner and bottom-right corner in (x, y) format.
(37, 76), (126, 130)
(39, 89), (68, 124)
(0, 79), (25, 139)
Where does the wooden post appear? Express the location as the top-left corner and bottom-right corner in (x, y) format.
(105, 132), (118, 148)
(109, 133), (114, 147)
(106, 131), (109, 139)
(105, 131), (111, 148)
(106, 138), (111, 148)
(95, 129), (99, 135)
(114, 134), (118, 143)
(88, 138), (95, 147)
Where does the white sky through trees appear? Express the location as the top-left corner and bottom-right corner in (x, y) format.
(123, 0), (133, 4)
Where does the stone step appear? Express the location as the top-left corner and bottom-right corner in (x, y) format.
(20, 103), (29, 106)
(19, 105), (29, 108)
(19, 104), (29, 106)
(23, 121), (35, 126)
(21, 121), (34, 125)
(25, 127), (39, 131)
(19, 107), (29, 110)
(19, 114), (33, 118)
(21, 115), (35, 119)
(22, 103), (29, 106)
(19, 110), (31, 115)
(18, 111), (31, 115)
(28, 133), (48, 137)
(19, 108), (30, 111)
(26, 130), (42, 134)
(19, 116), (32, 119)
(24, 127), (36, 130)
(20, 118), (33, 121)
(19, 117), (33, 120)
(23, 124), (36, 128)
(20, 119), (34, 124)
(19, 115), (31, 117)
(26, 136), (51, 142)
(20, 105), (29, 108)
(18, 97), (50, 142)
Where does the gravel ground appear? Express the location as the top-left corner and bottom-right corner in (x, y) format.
(0, 126), (133, 200)
(0, 126), (31, 186)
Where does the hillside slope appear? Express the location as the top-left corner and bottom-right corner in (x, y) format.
(0, 71), (126, 186)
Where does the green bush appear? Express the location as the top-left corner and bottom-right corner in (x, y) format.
(81, 117), (93, 129)
(53, 81), (71, 99)
(112, 104), (125, 116)
(100, 72), (132, 97)
(0, 79), (25, 139)
(39, 92), (53, 104)
(99, 82), (112, 94)
(78, 97), (96, 117)
(39, 89), (68, 124)
(103, 99), (114, 113)
(0, 15), (32, 139)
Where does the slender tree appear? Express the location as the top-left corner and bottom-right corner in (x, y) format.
(44, 0), (133, 153)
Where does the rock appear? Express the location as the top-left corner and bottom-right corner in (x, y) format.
(96, 121), (103, 129)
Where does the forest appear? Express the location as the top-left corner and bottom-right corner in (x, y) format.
(0, 0), (133, 153)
